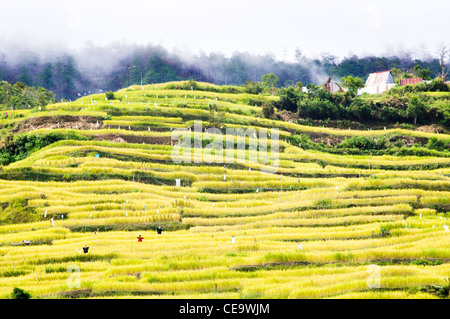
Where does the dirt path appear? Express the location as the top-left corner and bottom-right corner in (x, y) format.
(93, 134), (172, 145)
(14, 115), (102, 133)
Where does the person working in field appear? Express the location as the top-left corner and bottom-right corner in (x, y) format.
(137, 235), (144, 242)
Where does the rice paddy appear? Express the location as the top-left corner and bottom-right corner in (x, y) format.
(0, 81), (449, 299)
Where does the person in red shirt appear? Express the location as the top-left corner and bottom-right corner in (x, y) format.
(137, 235), (144, 242)
(5, 112), (8, 118)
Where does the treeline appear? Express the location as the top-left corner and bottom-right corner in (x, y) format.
(0, 45), (446, 100)
(271, 78), (450, 127)
(0, 131), (87, 166)
(320, 55), (442, 81)
(0, 53), (87, 101)
(0, 81), (55, 112)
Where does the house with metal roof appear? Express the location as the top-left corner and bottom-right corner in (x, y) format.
(400, 78), (423, 86)
(358, 70), (396, 94)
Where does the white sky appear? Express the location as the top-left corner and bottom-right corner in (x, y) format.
(0, 0), (447, 61)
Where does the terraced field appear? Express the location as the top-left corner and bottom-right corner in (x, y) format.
(0, 82), (449, 299)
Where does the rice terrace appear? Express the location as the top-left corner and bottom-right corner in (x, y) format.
(0, 79), (449, 300)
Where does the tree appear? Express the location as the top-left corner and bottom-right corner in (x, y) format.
(438, 45), (449, 80)
(15, 66), (33, 86)
(413, 65), (431, 80)
(262, 73), (279, 95)
(0, 53), (6, 81)
(242, 80), (263, 94)
(407, 95), (425, 124)
(40, 63), (55, 89)
(283, 80), (294, 88)
(144, 53), (179, 84)
(54, 55), (78, 100)
(276, 87), (299, 112)
(340, 76), (365, 95)
(295, 81), (303, 92)
(294, 48), (303, 63)
(262, 102), (275, 118)
(208, 103), (225, 128)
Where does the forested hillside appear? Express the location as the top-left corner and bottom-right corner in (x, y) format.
(0, 45), (446, 100)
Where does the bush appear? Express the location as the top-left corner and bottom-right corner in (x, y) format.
(339, 136), (386, 151)
(290, 134), (313, 149)
(426, 137), (448, 152)
(0, 131), (89, 166)
(242, 80), (263, 94)
(0, 81), (54, 110)
(177, 79), (199, 91)
(427, 78), (450, 92)
(11, 287), (31, 299)
(105, 92), (115, 100)
(262, 102), (274, 118)
(0, 198), (38, 224)
(347, 98), (372, 121)
(380, 225), (392, 237)
(276, 87), (299, 112)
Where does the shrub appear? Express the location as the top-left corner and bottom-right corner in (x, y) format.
(11, 287), (31, 299)
(290, 134), (313, 149)
(242, 80), (263, 94)
(339, 136), (386, 151)
(105, 92), (115, 100)
(426, 137), (448, 152)
(380, 225), (391, 237)
(0, 131), (89, 165)
(276, 87), (299, 112)
(262, 102), (274, 118)
(0, 198), (38, 224)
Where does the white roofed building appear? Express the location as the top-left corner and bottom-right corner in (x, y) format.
(358, 70), (396, 95)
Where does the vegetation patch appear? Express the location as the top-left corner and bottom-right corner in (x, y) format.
(67, 221), (190, 233)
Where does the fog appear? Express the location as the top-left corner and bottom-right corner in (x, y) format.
(0, 0), (447, 99)
(0, 0), (446, 61)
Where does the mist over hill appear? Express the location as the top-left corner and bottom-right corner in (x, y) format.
(0, 43), (446, 100)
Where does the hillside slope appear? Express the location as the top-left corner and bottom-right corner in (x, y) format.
(0, 82), (449, 299)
